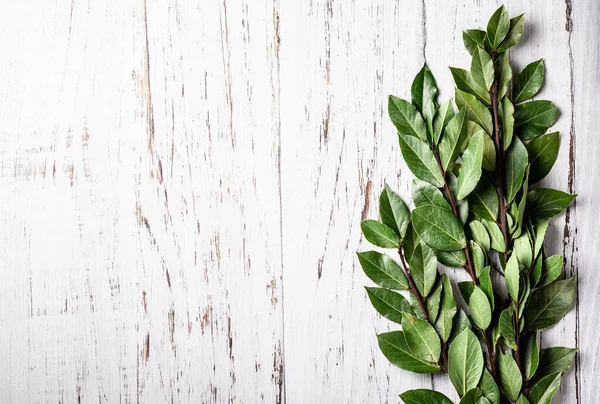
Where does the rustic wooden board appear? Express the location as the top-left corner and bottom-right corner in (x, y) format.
(0, 0), (596, 403)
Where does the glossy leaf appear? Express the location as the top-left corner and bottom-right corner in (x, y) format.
(412, 205), (467, 251)
(524, 276), (576, 330)
(358, 251), (409, 290)
(366, 287), (414, 323)
(448, 328), (484, 396)
(528, 373), (561, 404)
(411, 65), (438, 125)
(436, 249), (467, 268)
(499, 306), (517, 350)
(398, 132), (444, 187)
(380, 184), (411, 237)
(413, 179), (451, 210)
(459, 388), (485, 404)
(486, 5), (510, 49)
(469, 286), (492, 329)
(514, 233), (533, 269)
(471, 47), (494, 91)
(378, 331), (440, 374)
(523, 332), (539, 380)
(505, 254), (520, 301)
(434, 274), (458, 342)
(457, 132), (485, 200)
(514, 100), (559, 140)
(497, 14), (525, 52)
(505, 136), (528, 203)
(482, 219), (506, 252)
(526, 132), (560, 183)
(389, 95), (428, 142)
(513, 59), (545, 104)
(469, 177), (499, 221)
(400, 389), (453, 404)
(427, 280), (443, 323)
(534, 347), (577, 380)
(479, 368), (500, 404)
(496, 52), (512, 101)
(479, 267), (495, 310)
(463, 29), (486, 55)
(470, 221), (491, 253)
(361, 220), (400, 248)
(439, 109), (469, 171)
(501, 96), (515, 150)
(432, 100), (456, 145)
(402, 313), (442, 364)
(455, 88), (493, 135)
(498, 351), (522, 401)
(526, 188), (577, 223)
(409, 243), (438, 297)
(450, 68), (491, 105)
(538, 255), (563, 288)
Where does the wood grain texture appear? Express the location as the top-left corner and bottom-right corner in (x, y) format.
(0, 0), (597, 403)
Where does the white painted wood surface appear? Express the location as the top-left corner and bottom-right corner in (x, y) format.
(0, 1), (597, 403)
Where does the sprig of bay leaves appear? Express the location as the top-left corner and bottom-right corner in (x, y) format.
(358, 5), (577, 404)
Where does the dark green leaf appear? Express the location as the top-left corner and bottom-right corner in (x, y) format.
(526, 188), (577, 223)
(411, 65), (438, 125)
(479, 266), (495, 310)
(378, 331), (440, 374)
(449, 309), (472, 344)
(358, 251), (409, 290)
(455, 88), (493, 135)
(470, 220), (491, 253)
(499, 306), (517, 350)
(459, 388), (485, 404)
(463, 29), (486, 55)
(402, 313), (442, 364)
(427, 279), (443, 323)
(505, 136), (528, 203)
(513, 59), (545, 104)
(469, 286), (492, 329)
(471, 47), (494, 91)
(436, 249), (467, 268)
(528, 373), (561, 404)
(486, 5), (510, 49)
(398, 132), (444, 187)
(413, 179), (451, 210)
(535, 347), (577, 380)
(432, 100), (456, 145)
(530, 254), (543, 287)
(497, 14), (525, 52)
(448, 328), (485, 396)
(496, 52), (512, 101)
(479, 368), (500, 404)
(400, 389), (453, 404)
(526, 132), (560, 183)
(516, 396), (530, 404)
(434, 274), (458, 342)
(450, 68), (491, 105)
(458, 281), (475, 305)
(482, 219), (506, 252)
(439, 109), (469, 171)
(477, 126), (496, 171)
(366, 287), (414, 323)
(389, 95), (428, 142)
(471, 241), (486, 276)
(498, 351), (522, 401)
(538, 255), (563, 287)
(469, 177), (499, 221)
(514, 233), (533, 269)
(523, 332), (539, 380)
(514, 100), (559, 140)
(380, 184), (411, 237)
(457, 132), (485, 200)
(361, 220), (400, 248)
(524, 276), (576, 330)
(409, 243), (438, 297)
(403, 221), (420, 264)
(412, 205), (467, 251)
(501, 97), (515, 150)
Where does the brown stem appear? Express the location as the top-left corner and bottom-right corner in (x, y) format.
(398, 244), (430, 323)
(483, 331), (499, 381)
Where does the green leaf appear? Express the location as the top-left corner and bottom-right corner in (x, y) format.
(528, 373), (562, 404)
(450, 68), (491, 105)
(469, 286), (492, 329)
(479, 266), (495, 310)
(463, 29), (486, 55)
(499, 306), (517, 350)
(434, 274), (458, 342)
(526, 188), (577, 223)
(378, 331), (440, 374)
(526, 132), (560, 183)
(478, 127), (496, 171)
(471, 47), (495, 91)
(459, 388), (486, 404)
(402, 313), (442, 364)
(409, 243), (438, 297)
(533, 220), (549, 258)
(403, 221), (420, 264)
(505, 136), (528, 203)
(365, 287), (414, 323)
(469, 177), (499, 221)
(398, 132), (444, 187)
(412, 205), (467, 251)
(479, 368), (500, 404)
(432, 100), (456, 145)
(427, 279), (443, 323)
(389, 95), (428, 142)
(514, 233), (533, 269)
(515, 167), (531, 236)
(538, 255), (563, 287)
(449, 328), (484, 396)
(505, 254), (520, 301)
(436, 249), (467, 268)
(530, 254), (543, 287)
(413, 179), (451, 210)
(513, 59), (545, 104)
(449, 309), (472, 344)
(482, 219), (506, 252)
(439, 109), (469, 172)
(380, 184), (411, 237)
(447, 172), (470, 224)
(486, 5), (510, 49)
(497, 14), (525, 52)
(514, 100), (559, 140)
(457, 132), (485, 200)
(496, 52), (512, 101)
(523, 332), (539, 380)
(535, 347), (577, 380)
(455, 88), (493, 135)
(400, 389), (453, 404)
(500, 97), (515, 150)
(471, 241), (486, 276)
(411, 65), (438, 124)
(498, 351), (522, 401)
(470, 221), (491, 253)
(361, 220), (400, 248)
(524, 276), (576, 330)
(358, 251), (409, 290)
(516, 396), (530, 404)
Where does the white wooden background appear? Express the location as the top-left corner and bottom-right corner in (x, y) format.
(0, 0), (597, 403)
